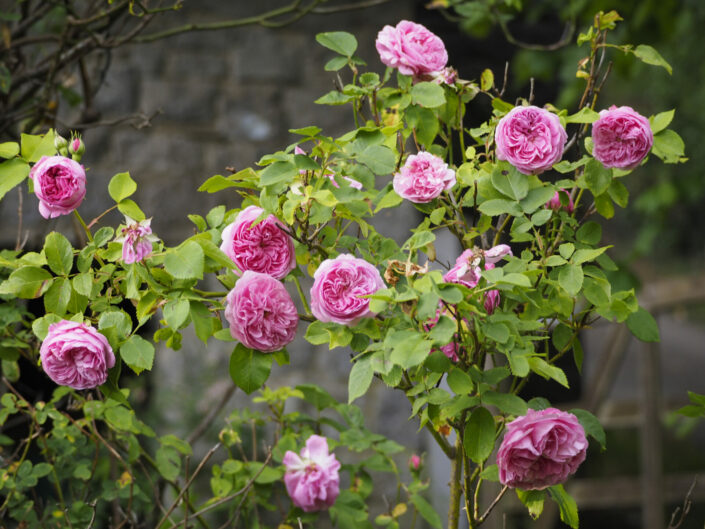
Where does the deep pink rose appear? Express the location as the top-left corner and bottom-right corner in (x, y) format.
(224, 271), (298, 352)
(495, 106), (567, 175)
(393, 151), (456, 203)
(116, 216), (157, 264)
(376, 20), (448, 78)
(40, 320), (115, 390)
(497, 408), (588, 490)
(310, 254), (385, 326)
(29, 156), (86, 219)
(220, 205), (295, 280)
(283, 435), (341, 512)
(592, 105), (653, 170)
(545, 189), (574, 213)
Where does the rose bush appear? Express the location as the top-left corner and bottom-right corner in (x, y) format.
(0, 9), (686, 529)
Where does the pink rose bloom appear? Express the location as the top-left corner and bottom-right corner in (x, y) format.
(40, 320), (115, 390)
(29, 156), (86, 219)
(283, 435), (341, 512)
(495, 106), (567, 175)
(115, 216), (158, 264)
(220, 205), (295, 280)
(545, 189), (574, 213)
(592, 105), (653, 170)
(310, 254), (385, 326)
(376, 20), (448, 78)
(409, 454), (422, 471)
(393, 151), (456, 203)
(444, 245), (512, 288)
(497, 408), (588, 490)
(294, 146), (362, 190)
(224, 271), (298, 352)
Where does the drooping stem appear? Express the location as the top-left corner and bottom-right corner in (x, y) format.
(448, 435), (463, 529)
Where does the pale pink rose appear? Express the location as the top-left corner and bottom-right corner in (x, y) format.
(310, 254), (385, 326)
(224, 271), (298, 352)
(115, 216), (157, 264)
(444, 245), (512, 288)
(295, 146), (362, 190)
(376, 20), (448, 78)
(283, 435), (341, 512)
(497, 408), (588, 490)
(495, 106), (567, 175)
(393, 151), (456, 203)
(592, 105), (653, 170)
(545, 189), (574, 213)
(220, 205), (295, 280)
(29, 156), (86, 219)
(40, 320), (115, 390)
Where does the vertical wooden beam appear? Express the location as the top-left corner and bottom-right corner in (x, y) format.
(641, 340), (663, 529)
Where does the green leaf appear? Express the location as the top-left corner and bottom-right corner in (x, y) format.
(374, 188), (403, 212)
(548, 484), (579, 529)
(0, 266), (53, 299)
(608, 179), (628, 208)
(634, 44), (672, 75)
(164, 240), (204, 280)
(531, 209), (552, 226)
(572, 247), (608, 265)
(358, 145), (396, 175)
(99, 310), (132, 338)
(559, 264), (583, 296)
(316, 31), (358, 57)
(529, 357), (569, 387)
(410, 494), (443, 529)
(0, 158), (29, 201)
(480, 68), (494, 91)
(197, 175), (238, 193)
(325, 56), (349, 71)
(43, 278), (71, 315)
(565, 107), (599, 124)
(117, 198), (145, 221)
(482, 391), (527, 416)
(0, 142), (19, 159)
(44, 232), (73, 275)
(583, 159), (612, 196)
(626, 306), (660, 342)
(348, 356), (374, 403)
(94, 226), (114, 248)
(594, 193), (614, 218)
(163, 299), (190, 329)
(484, 322), (509, 343)
(652, 129), (686, 163)
(520, 186), (557, 214)
(108, 172), (137, 203)
(389, 332), (432, 370)
(464, 407), (495, 463)
(478, 198), (522, 217)
(21, 131), (55, 162)
(447, 369), (474, 395)
(259, 161), (297, 186)
(229, 344), (273, 394)
(576, 221), (602, 244)
(315, 90), (354, 105)
(120, 335), (155, 375)
(156, 445), (181, 481)
(517, 489), (545, 519)
(491, 165), (529, 200)
(649, 109), (674, 135)
(410, 82), (445, 108)
(570, 408), (606, 449)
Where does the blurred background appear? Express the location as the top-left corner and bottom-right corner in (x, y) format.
(1, 0), (704, 527)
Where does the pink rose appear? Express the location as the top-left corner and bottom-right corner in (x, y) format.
(284, 435), (341, 512)
(444, 245), (512, 288)
(115, 216), (157, 264)
(375, 20), (448, 78)
(483, 288), (501, 315)
(592, 105), (653, 170)
(220, 205), (296, 280)
(409, 454), (422, 471)
(545, 189), (574, 213)
(40, 320), (115, 390)
(224, 271), (298, 352)
(310, 254), (385, 326)
(495, 106), (567, 175)
(29, 156), (86, 219)
(393, 151), (456, 203)
(497, 408), (588, 490)
(424, 305), (462, 362)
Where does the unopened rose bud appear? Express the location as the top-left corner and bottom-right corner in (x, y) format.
(409, 454), (422, 472)
(69, 137), (85, 161)
(545, 189), (574, 213)
(54, 134), (68, 156)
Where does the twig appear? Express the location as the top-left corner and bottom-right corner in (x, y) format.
(186, 385), (237, 444)
(478, 485), (509, 523)
(667, 477), (697, 529)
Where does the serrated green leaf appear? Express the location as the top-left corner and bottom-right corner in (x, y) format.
(44, 232), (73, 275)
(0, 158), (29, 201)
(120, 335), (155, 375)
(316, 31), (358, 57)
(491, 165), (529, 200)
(548, 484), (579, 529)
(410, 82), (445, 108)
(164, 240), (204, 280)
(626, 306), (660, 342)
(559, 264), (583, 296)
(108, 172), (137, 203)
(464, 406), (495, 463)
(634, 44), (672, 75)
(229, 344), (273, 394)
(410, 494), (443, 529)
(348, 357), (374, 403)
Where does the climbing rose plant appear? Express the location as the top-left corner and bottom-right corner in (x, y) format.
(0, 10), (685, 529)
